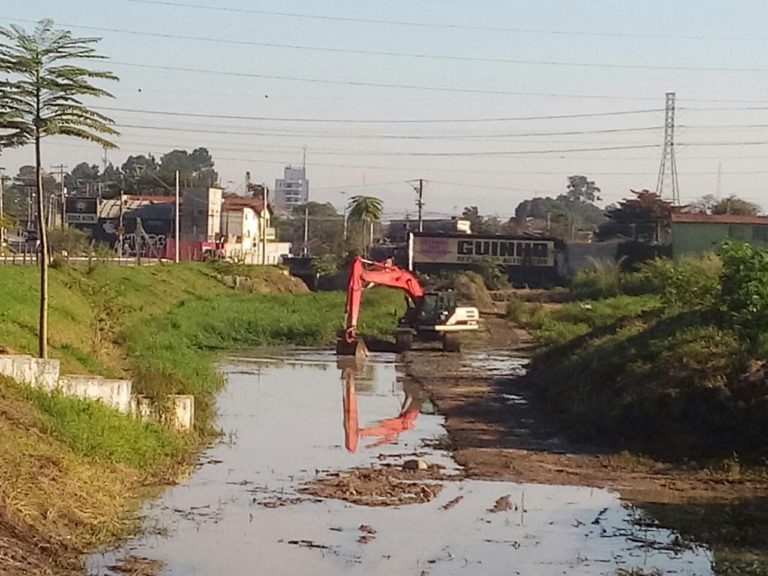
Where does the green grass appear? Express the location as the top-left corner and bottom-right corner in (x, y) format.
(0, 263), (406, 435)
(0, 263), (407, 568)
(507, 294), (661, 346)
(3, 377), (185, 470)
(529, 310), (755, 459)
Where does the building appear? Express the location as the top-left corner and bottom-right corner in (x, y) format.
(180, 187), (222, 242)
(671, 213), (768, 258)
(220, 195), (291, 265)
(94, 195), (175, 257)
(386, 218), (471, 243)
(274, 166), (309, 210)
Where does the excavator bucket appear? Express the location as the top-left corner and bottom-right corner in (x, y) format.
(336, 336), (369, 357)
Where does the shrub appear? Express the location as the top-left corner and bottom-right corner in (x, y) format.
(504, 295), (527, 324)
(719, 241), (768, 350)
(621, 255), (722, 311)
(570, 257), (624, 299)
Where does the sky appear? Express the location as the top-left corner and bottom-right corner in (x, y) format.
(2, 0), (768, 219)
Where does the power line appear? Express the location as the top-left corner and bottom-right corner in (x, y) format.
(5, 18), (765, 74)
(123, 0), (768, 43)
(99, 104), (663, 125)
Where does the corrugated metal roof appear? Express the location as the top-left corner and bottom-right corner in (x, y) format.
(222, 195), (270, 215)
(671, 213), (768, 225)
(99, 196), (175, 220)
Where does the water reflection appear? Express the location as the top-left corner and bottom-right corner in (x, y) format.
(341, 362), (424, 452)
(87, 350), (717, 576)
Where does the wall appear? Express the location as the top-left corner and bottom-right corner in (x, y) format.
(671, 222), (768, 258)
(565, 241), (621, 274)
(0, 355), (194, 430)
(181, 188), (223, 241)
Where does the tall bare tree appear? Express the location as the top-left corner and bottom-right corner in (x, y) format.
(0, 19), (118, 358)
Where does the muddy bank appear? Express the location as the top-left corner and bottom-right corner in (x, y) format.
(404, 314), (768, 568)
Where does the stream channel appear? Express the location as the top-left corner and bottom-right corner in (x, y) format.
(89, 349), (715, 576)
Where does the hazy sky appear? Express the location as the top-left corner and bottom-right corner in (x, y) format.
(2, 0), (768, 218)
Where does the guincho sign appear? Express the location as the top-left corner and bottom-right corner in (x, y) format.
(412, 235), (554, 267)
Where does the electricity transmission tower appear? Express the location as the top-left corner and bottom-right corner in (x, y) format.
(656, 92), (680, 205)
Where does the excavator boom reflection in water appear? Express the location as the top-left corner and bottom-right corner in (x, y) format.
(341, 363), (424, 452)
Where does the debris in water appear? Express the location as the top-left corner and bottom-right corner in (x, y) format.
(284, 539), (331, 550)
(108, 555), (164, 575)
(300, 466), (444, 506)
(441, 495), (464, 510)
(359, 524), (377, 534)
(488, 495), (514, 513)
(403, 459), (429, 471)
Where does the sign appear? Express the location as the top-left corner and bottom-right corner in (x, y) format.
(65, 197), (98, 224)
(412, 235), (555, 267)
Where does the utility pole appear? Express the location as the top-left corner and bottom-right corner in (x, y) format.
(262, 184), (268, 265)
(117, 192), (124, 258)
(410, 179), (425, 232)
(417, 179), (424, 232)
(175, 170), (180, 263)
(656, 92), (680, 205)
(51, 164), (67, 228)
(302, 148), (309, 255)
(0, 167), (5, 251)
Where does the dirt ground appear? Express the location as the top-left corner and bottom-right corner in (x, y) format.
(404, 313), (768, 505)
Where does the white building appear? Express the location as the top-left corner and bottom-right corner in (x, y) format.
(274, 165), (309, 210)
(180, 187), (222, 242)
(220, 196), (291, 265)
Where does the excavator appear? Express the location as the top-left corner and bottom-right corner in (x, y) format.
(336, 256), (480, 356)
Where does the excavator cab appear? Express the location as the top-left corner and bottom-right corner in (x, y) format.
(396, 290), (478, 353)
(416, 291), (458, 326)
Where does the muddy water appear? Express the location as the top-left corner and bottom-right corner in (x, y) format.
(89, 350), (714, 576)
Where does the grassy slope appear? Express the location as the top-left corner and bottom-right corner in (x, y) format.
(516, 293), (767, 460)
(0, 263), (404, 573)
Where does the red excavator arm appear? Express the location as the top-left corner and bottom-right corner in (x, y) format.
(340, 256), (424, 350)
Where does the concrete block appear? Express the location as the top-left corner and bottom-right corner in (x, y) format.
(58, 375), (133, 413)
(130, 394), (153, 420)
(169, 395), (195, 431)
(0, 355), (60, 390)
(129, 393), (195, 431)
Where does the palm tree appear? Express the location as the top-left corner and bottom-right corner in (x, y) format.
(347, 195), (383, 254)
(0, 19), (118, 358)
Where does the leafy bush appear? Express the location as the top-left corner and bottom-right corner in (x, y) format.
(504, 295), (527, 323)
(621, 255), (722, 312)
(719, 241), (768, 350)
(47, 227), (91, 256)
(570, 257), (624, 299)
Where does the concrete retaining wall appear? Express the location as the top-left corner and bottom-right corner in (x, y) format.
(58, 375), (133, 413)
(131, 394), (195, 431)
(0, 355), (60, 390)
(0, 354), (194, 431)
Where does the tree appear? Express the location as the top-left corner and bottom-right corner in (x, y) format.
(566, 175), (601, 203)
(347, 195), (383, 253)
(514, 194), (607, 239)
(0, 19), (118, 358)
(712, 195), (759, 216)
(274, 201), (346, 257)
(64, 161), (100, 195)
(599, 189), (673, 242)
(5, 165), (57, 223)
(158, 147), (217, 188)
(461, 205), (504, 235)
